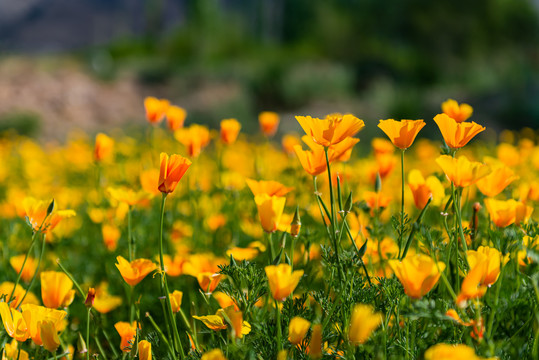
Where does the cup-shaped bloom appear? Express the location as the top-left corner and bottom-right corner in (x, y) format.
(41, 271), (75, 309)
(484, 198), (533, 228)
(169, 290), (183, 313)
(158, 152), (192, 194)
(3, 340), (30, 360)
(476, 165), (519, 197)
(40, 320), (61, 353)
(0, 302), (30, 342)
(201, 349), (227, 360)
(388, 254), (445, 299)
(93, 282), (122, 314)
(174, 124), (211, 157)
(441, 99), (473, 123)
(288, 316), (311, 345)
(0, 282), (39, 309)
(102, 223), (121, 251)
(138, 340), (152, 360)
(468, 246), (508, 286)
(114, 321), (137, 352)
(22, 197), (76, 234)
(220, 118), (241, 144)
(433, 114), (485, 149)
(223, 306), (245, 339)
(377, 119), (426, 150)
(296, 113), (364, 147)
(348, 304), (382, 345)
(10, 254), (37, 283)
(408, 170), (445, 209)
(166, 105), (187, 131)
(94, 133), (114, 162)
(144, 96), (169, 124)
(245, 178), (293, 197)
(254, 194), (286, 233)
(282, 134), (302, 155)
(259, 111), (280, 136)
(20, 304), (66, 347)
(425, 343), (480, 360)
(294, 145), (328, 176)
(265, 264), (303, 301)
(197, 273), (222, 294)
(115, 256), (156, 286)
(436, 155), (490, 188)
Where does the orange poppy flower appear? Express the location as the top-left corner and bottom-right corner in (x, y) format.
(254, 194), (286, 233)
(138, 340), (152, 360)
(158, 152), (192, 194)
(372, 138), (395, 155)
(115, 256), (156, 286)
(296, 113), (364, 147)
(245, 178), (294, 197)
(476, 165), (519, 197)
(93, 282), (122, 314)
(259, 111), (280, 136)
(107, 187), (150, 207)
(288, 316), (311, 345)
(436, 155), (490, 188)
(10, 255), (37, 283)
(484, 198), (533, 228)
(433, 114), (485, 149)
(22, 197), (76, 234)
(102, 223), (121, 251)
(424, 343), (481, 360)
(169, 290), (183, 313)
(94, 133), (114, 162)
(363, 191), (391, 211)
(20, 304), (66, 347)
(174, 124), (211, 157)
(408, 169), (445, 209)
(388, 254), (445, 299)
(114, 321), (137, 352)
(144, 96), (169, 124)
(282, 134), (302, 155)
(348, 304), (382, 345)
(265, 264), (303, 301)
(166, 105), (187, 131)
(294, 145), (328, 176)
(220, 118), (241, 144)
(377, 119), (426, 150)
(197, 272), (222, 294)
(301, 135), (359, 162)
(441, 99), (473, 123)
(41, 271), (75, 309)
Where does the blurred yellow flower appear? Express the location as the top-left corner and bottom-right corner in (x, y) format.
(254, 194), (286, 233)
(114, 321), (137, 352)
(40, 271), (75, 309)
(408, 169), (445, 209)
(424, 343), (481, 360)
(259, 111), (280, 136)
(388, 254), (445, 299)
(348, 304), (382, 345)
(476, 165), (519, 197)
(166, 105), (187, 131)
(220, 118), (241, 145)
(174, 124), (211, 157)
(201, 349), (227, 360)
(94, 133), (114, 162)
(265, 264), (303, 301)
(436, 155), (490, 188)
(246, 178), (294, 197)
(10, 255), (37, 283)
(288, 316), (311, 345)
(441, 99), (473, 123)
(144, 96), (169, 124)
(484, 198), (533, 228)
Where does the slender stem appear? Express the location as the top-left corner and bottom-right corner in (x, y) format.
(453, 185), (470, 268)
(324, 147), (343, 279)
(18, 232), (46, 308)
(400, 149), (405, 255)
(146, 311), (175, 357)
(275, 300), (282, 351)
(158, 193), (184, 359)
(86, 308), (91, 360)
(8, 231), (38, 304)
(486, 263), (505, 338)
(127, 205), (133, 261)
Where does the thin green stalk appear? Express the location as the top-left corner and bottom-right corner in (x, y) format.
(453, 185), (470, 268)
(275, 300), (282, 351)
(313, 176), (333, 242)
(158, 193), (184, 359)
(86, 308), (91, 360)
(400, 149), (405, 255)
(146, 312), (175, 358)
(18, 232), (46, 308)
(486, 263), (505, 338)
(8, 231), (38, 304)
(324, 147), (343, 279)
(127, 205), (133, 261)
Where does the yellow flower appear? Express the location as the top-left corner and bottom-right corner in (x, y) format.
(377, 119), (426, 150)
(388, 254), (445, 299)
(40, 271), (75, 309)
(20, 304), (66, 347)
(3, 340), (30, 360)
(424, 343), (480, 360)
(169, 290), (183, 313)
(166, 105), (187, 131)
(288, 316), (311, 345)
(476, 165), (519, 197)
(158, 152), (192, 194)
(259, 111), (280, 136)
(94, 133), (114, 162)
(22, 197), (76, 234)
(282, 134), (302, 155)
(226, 247), (259, 261)
(484, 198), (533, 228)
(294, 145), (328, 176)
(107, 187), (150, 207)
(245, 178), (294, 197)
(265, 264), (303, 301)
(10, 254), (37, 283)
(220, 118), (241, 144)
(144, 96), (169, 124)
(93, 282), (122, 314)
(0, 282), (39, 309)
(309, 324), (323, 358)
(40, 320), (61, 353)
(408, 169), (445, 209)
(193, 308), (250, 337)
(114, 321), (137, 352)
(102, 223), (121, 251)
(348, 304), (382, 345)
(0, 302), (30, 342)
(115, 256), (156, 286)
(254, 194), (286, 233)
(201, 349), (227, 360)
(436, 155), (490, 188)
(138, 340), (152, 360)
(433, 113), (485, 149)
(296, 113), (364, 147)
(174, 124), (211, 157)
(441, 99), (473, 123)
(197, 272), (222, 294)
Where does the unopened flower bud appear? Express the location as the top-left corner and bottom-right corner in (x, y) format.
(85, 288), (96, 308)
(290, 207), (301, 238)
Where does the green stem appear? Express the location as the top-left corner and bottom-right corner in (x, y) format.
(86, 308), (91, 360)
(486, 263), (505, 338)
(18, 232), (46, 308)
(453, 185), (470, 268)
(324, 147), (343, 279)
(127, 205), (133, 261)
(8, 231), (38, 304)
(275, 300), (282, 351)
(400, 149), (405, 256)
(146, 311), (175, 358)
(158, 193), (184, 359)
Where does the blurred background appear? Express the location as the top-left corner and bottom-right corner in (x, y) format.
(0, 0), (538, 140)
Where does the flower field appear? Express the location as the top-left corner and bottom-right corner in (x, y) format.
(0, 98), (538, 360)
